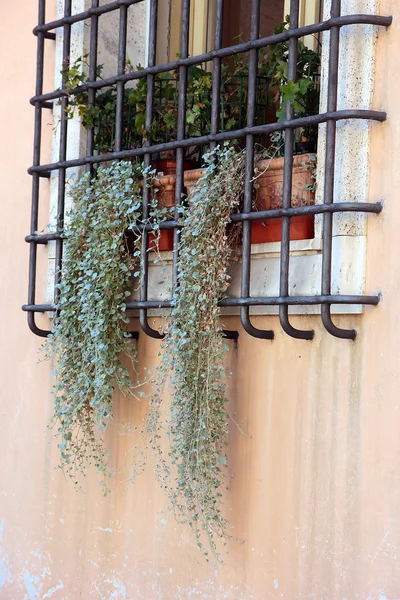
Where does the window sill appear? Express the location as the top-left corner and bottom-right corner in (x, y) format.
(132, 233), (366, 317)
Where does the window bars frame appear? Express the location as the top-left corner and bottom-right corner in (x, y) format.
(23, 0), (392, 340)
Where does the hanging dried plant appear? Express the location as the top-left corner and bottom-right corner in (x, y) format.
(148, 145), (246, 561)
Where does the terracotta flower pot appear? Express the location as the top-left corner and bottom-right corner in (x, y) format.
(151, 174), (176, 208)
(149, 174), (176, 251)
(145, 161), (196, 252)
(252, 153), (316, 243)
(152, 158), (197, 175)
(250, 214), (314, 244)
(136, 174), (176, 252)
(254, 154), (315, 210)
(183, 168), (206, 198)
(184, 154), (316, 244)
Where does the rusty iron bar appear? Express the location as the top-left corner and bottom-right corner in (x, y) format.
(22, 294), (381, 314)
(139, 0), (163, 339)
(28, 109), (387, 176)
(24, 200), (383, 244)
(31, 15), (392, 106)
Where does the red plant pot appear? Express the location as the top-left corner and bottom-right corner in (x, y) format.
(184, 163), (315, 245)
(137, 174), (177, 252)
(148, 229), (174, 252)
(252, 154), (316, 243)
(251, 215), (315, 244)
(126, 228), (175, 254)
(152, 158), (197, 175)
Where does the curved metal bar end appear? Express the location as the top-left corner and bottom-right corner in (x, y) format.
(139, 311), (165, 340)
(127, 331), (140, 340)
(27, 312), (51, 338)
(279, 306), (314, 340)
(321, 305), (356, 340)
(240, 308), (274, 340)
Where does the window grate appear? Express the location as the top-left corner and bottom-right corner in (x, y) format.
(23, 0), (392, 340)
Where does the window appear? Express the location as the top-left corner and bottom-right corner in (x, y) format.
(24, 0), (391, 340)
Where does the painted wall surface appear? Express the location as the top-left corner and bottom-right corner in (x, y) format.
(0, 1), (400, 599)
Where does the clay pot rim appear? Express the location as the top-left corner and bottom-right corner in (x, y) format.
(183, 168), (206, 184)
(183, 153), (317, 182)
(152, 174), (176, 186)
(257, 153), (317, 172)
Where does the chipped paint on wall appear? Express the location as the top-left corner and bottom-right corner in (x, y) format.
(0, 519), (12, 591)
(0, 522), (64, 599)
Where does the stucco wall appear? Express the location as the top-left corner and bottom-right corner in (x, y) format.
(0, 1), (399, 598)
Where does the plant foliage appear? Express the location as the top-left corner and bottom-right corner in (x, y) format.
(44, 160), (162, 487)
(147, 145), (245, 561)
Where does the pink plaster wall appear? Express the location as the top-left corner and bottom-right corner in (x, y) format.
(0, 1), (399, 598)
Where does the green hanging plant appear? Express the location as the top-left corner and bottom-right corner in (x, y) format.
(43, 144), (287, 559)
(148, 145), (246, 561)
(44, 160), (163, 488)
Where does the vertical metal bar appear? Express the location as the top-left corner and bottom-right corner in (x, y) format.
(321, 0), (356, 339)
(86, 0), (99, 168)
(172, 0), (190, 290)
(28, 0), (50, 336)
(240, 0), (274, 339)
(139, 0), (163, 339)
(210, 0), (224, 150)
(54, 0), (72, 310)
(115, 4), (128, 152)
(210, 0), (238, 341)
(279, 0), (314, 340)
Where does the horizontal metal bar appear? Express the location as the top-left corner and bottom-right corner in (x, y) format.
(42, 101), (53, 109)
(25, 201), (382, 244)
(28, 110), (386, 175)
(223, 330), (239, 340)
(219, 295), (381, 307)
(127, 331), (140, 340)
(43, 32), (56, 40)
(30, 14), (392, 105)
(25, 200), (383, 246)
(231, 201), (383, 221)
(25, 234), (56, 244)
(22, 293), (380, 313)
(33, 0), (145, 35)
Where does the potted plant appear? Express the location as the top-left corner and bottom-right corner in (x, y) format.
(184, 19), (320, 244)
(252, 152), (316, 243)
(45, 148), (247, 561)
(52, 27), (320, 560)
(62, 23), (320, 252)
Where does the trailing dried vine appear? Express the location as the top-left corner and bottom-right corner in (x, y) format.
(148, 145), (246, 561)
(44, 160), (162, 488)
